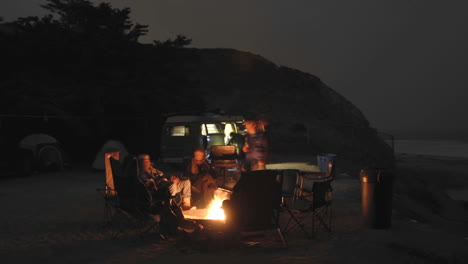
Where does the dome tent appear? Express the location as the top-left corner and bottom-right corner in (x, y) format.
(92, 140), (128, 171)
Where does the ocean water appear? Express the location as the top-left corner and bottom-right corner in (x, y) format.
(395, 139), (468, 201)
(445, 189), (468, 202)
(394, 139), (468, 158)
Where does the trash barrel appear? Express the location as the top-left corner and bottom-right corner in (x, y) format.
(317, 153), (336, 172)
(360, 168), (395, 229)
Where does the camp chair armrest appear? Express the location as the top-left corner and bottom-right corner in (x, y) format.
(299, 174), (332, 184)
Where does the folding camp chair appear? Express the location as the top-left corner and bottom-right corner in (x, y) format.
(282, 161), (334, 239)
(96, 152), (123, 238)
(96, 152), (167, 239)
(222, 170), (288, 248)
(275, 169), (301, 206)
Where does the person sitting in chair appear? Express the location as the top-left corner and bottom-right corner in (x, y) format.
(137, 154), (192, 210)
(137, 154), (167, 192)
(168, 172), (192, 210)
(185, 148), (218, 208)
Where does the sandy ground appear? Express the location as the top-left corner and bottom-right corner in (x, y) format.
(0, 154), (467, 263)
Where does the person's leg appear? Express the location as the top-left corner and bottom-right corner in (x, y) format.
(168, 181), (181, 197)
(180, 179), (192, 209)
(168, 182), (184, 207)
(180, 179), (191, 198)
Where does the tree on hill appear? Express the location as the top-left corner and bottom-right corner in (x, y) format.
(154, 35), (192, 49)
(15, 0), (149, 43)
(1, 0), (200, 115)
(0, 0), (204, 151)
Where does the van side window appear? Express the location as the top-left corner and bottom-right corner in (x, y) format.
(201, 123), (220, 136)
(168, 125), (189, 136)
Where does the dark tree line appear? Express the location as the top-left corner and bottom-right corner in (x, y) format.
(0, 0), (205, 117)
(0, 0), (207, 156)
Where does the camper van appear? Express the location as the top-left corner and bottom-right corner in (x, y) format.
(160, 113), (244, 163)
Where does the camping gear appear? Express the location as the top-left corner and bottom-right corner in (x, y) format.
(210, 145), (241, 187)
(18, 133), (57, 149)
(182, 170), (287, 248)
(92, 140), (128, 170)
(18, 133), (66, 171)
(96, 152), (170, 239)
(317, 153), (336, 172)
(160, 113), (244, 163)
(360, 168), (395, 229)
(223, 170), (287, 248)
(281, 160), (335, 239)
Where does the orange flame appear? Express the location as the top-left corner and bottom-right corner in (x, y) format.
(205, 189), (230, 220)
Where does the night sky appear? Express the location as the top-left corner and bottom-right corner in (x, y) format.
(2, 0), (467, 137)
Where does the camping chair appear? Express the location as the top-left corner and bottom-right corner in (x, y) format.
(222, 170), (288, 248)
(96, 153), (167, 239)
(96, 152), (123, 238)
(275, 169), (301, 205)
(282, 161), (335, 239)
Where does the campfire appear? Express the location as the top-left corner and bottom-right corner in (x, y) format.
(206, 194), (226, 220)
(183, 188), (231, 221)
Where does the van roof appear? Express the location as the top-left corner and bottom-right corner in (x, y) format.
(165, 114), (244, 124)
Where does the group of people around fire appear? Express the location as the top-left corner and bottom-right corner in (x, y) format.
(136, 119), (269, 212)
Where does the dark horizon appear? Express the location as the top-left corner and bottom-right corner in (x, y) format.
(390, 129), (468, 141)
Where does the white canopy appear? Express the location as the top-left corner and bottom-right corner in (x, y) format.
(18, 133), (58, 150)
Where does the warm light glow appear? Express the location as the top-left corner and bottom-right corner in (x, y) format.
(206, 196), (225, 220)
(206, 189), (231, 220)
(182, 188), (231, 221)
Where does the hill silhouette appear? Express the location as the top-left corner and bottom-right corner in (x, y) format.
(0, 0), (394, 172)
(177, 48), (394, 171)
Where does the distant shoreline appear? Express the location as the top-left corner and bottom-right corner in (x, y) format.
(387, 131), (468, 142)
(396, 152), (468, 160)
(396, 153), (468, 204)
(394, 136), (468, 143)
(394, 139), (468, 158)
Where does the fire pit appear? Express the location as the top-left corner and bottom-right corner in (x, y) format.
(181, 171), (287, 248)
(182, 188), (232, 230)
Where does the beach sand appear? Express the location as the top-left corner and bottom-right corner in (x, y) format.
(0, 153), (467, 263)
